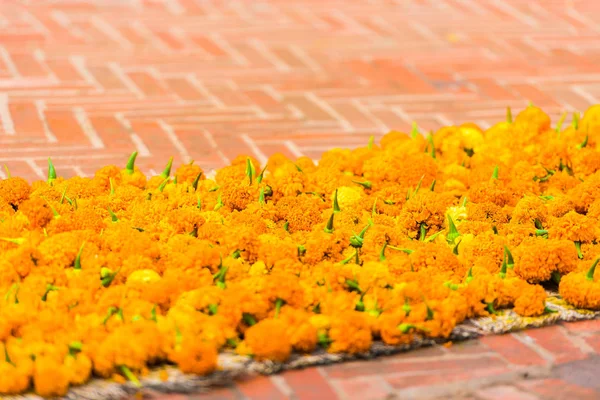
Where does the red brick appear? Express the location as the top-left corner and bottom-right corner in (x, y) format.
(518, 379), (600, 400)
(44, 110), (86, 145)
(480, 334), (548, 366)
(8, 102), (46, 137)
(191, 36), (227, 57)
(188, 386), (240, 399)
(127, 72), (170, 98)
(583, 333), (600, 353)
(562, 320), (600, 333)
(524, 325), (587, 364)
(236, 376), (288, 400)
(475, 385), (539, 400)
(11, 54), (48, 77)
(88, 116), (136, 152)
(336, 376), (391, 400)
(324, 355), (506, 380)
(282, 368), (338, 400)
(446, 339), (492, 356)
(385, 366), (508, 390)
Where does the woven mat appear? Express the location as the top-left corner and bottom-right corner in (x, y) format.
(7, 292), (599, 400)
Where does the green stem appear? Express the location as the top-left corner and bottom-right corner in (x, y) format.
(107, 207), (119, 222)
(207, 303), (218, 316)
(212, 265), (228, 289)
(245, 158), (255, 185)
(345, 279), (362, 293)
(551, 271), (561, 285)
(411, 122), (419, 139)
(68, 341), (83, 356)
(413, 175), (425, 197)
(506, 106), (513, 124)
(0, 237), (25, 245)
(491, 165), (499, 180)
(125, 151), (138, 175)
(41, 284), (58, 302)
(575, 241), (583, 259)
(535, 229), (548, 238)
(74, 242), (85, 270)
(192, 172), (203, 191)
(402, 298), (411, 316)
(242, 313), (257, 326)
(504, 246), (515, 268)
(119, 365), (141, 387)
(419, 222), (427, 241)
(47, 158), (57, 183)
(324, 213), (334, 234)
(274, 298), (284, 318)
(586, 258), (599, 281)
(341, 250), (358, 265)
(213, 193), (224, 211)
(297, 245), (306, 257)
(499, 253), (508, 279)
(429, 179), (436, 191)
(577, 133), (589, 149)
(379, 242), (388, 261)
(556, 112), (567, 134)
(446, 214), (460, 244)
(256, 164), (268, 184)
(318, 332), (332, 347)
(352, 180), (372, 189)
(387, 245), (413, 254)
(452, 239), (461, 255)
(160, 157), (173, 179)
(333, 189), (341, 213)
(466, 267), (474, 284)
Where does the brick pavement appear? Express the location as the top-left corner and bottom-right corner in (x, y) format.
(141, 320), (600, 400)
(2, 0), (600, 399)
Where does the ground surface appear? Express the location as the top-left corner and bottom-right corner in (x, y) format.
(2, 0), (600, 399)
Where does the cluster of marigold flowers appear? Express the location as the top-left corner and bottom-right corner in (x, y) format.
(1, 105), (600, 396)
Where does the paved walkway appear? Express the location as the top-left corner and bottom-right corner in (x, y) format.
(155, 321), (598, 400)
(2, 0), (600, 399)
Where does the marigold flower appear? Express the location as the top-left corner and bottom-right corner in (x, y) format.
(514, 237), (578, 283)
(168, 338), (218, 375)
(559, 258), (600, 310)
(327, 310), (372, 354)
(241, 318), (291, 362)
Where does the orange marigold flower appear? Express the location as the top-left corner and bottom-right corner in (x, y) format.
(327, 310), (372, 354)
(242, 318), (291, 362)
